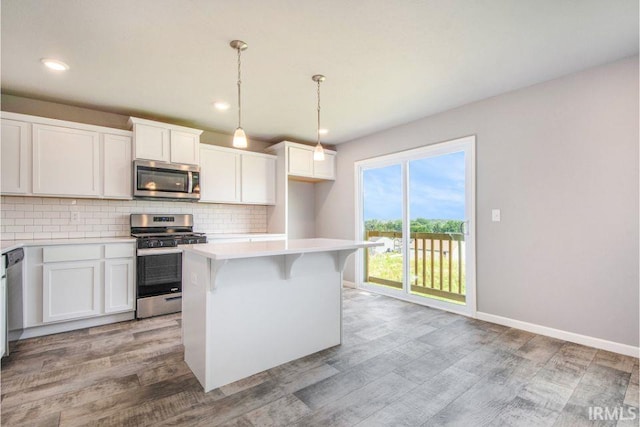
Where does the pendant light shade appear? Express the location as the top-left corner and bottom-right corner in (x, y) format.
(230, 40), (248, 148)
(233, 127), (247, 148)
(313, 141), (325, 161)
(312, 74), (326, 161)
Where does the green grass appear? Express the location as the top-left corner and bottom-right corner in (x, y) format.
(366, 247), (466, 300)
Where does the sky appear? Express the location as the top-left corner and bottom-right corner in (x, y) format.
(363, 151), (465, 221)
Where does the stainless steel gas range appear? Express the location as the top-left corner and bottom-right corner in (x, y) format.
(131, 214), (207, 318)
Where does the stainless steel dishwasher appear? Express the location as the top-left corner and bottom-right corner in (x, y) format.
(4, 248), (24, 356)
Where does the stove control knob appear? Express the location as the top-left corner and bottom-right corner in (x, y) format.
(147, 241), (156, 248)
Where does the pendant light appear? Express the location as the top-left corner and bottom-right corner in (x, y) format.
(312, 74), (326, 161)
(230, 40), (248, 148)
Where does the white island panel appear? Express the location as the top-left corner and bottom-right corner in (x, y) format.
(182, 238), (379, 392)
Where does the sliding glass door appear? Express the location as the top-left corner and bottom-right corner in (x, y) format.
(356, 136), (475, 315)
(362, 163), (405, 289)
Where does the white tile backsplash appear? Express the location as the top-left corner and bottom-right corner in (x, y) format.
(0, 196), (268, 240)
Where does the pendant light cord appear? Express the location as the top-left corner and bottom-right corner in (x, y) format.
(237, 46), (242, 128)
(317, 79), (321, 145)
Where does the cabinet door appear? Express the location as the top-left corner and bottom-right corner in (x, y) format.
(0, 269), (5, 357)
(199, 146), (241, 203)
(103, 134), (133, 199)
(288, 146), (313, 177)
(134, 123), (170, 162)
(241, 154), (276, 204)
(32, 124), (100, 196)
(1, 119), (30, 194)
(104, 258), (134, 313)
(43, 260), (101, 323)
(313, 152), (336, 180)
(170, 130), (200, 165)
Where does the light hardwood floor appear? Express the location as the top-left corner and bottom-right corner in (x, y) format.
(1, 289), (638, 426)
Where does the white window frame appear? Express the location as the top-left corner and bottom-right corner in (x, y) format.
(354, 135), (477, 317)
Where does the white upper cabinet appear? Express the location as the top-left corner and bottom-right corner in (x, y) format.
(32, 124), (101, 197)
(132, 122), (170, 162)
(268, 141), (336, 181)
(313, 152), (336, 179)
(241, 153), (276, 205)
(199, 144), (276, 205)
(200, 145), (241, 203)
(1, 112), (134, 200)
(1, 118), (30, 194)
(288, 146), (314, 177)
(129, 117), (202, 165)
(170, 130), (200, 165)
(103, 133), (133, 199)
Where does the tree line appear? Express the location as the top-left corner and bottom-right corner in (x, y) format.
(365, 218), (463, 233)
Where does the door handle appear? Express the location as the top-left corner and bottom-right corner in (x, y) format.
(165, 296), (182, 302)
(459, 220), (469, 235)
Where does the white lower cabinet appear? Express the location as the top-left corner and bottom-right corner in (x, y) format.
(104, 258), (135, 313)
(43, 260), (101, 323)
(22, 243), (136, 329)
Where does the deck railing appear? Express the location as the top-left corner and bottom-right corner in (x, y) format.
(365, 230), (466, 303)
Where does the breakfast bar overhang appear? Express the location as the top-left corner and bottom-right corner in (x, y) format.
(181, 238), (380, 392)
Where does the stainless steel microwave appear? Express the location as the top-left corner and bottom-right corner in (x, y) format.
(133, 160), (200, 201)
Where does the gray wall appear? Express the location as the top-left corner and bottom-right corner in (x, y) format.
(1, 94), (274, 152)
(288, 181), (317, 239)
(316, 56), (639, 347)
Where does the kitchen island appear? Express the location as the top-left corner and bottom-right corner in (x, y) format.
(181, 238), (379, 392)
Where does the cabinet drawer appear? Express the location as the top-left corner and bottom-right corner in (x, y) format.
(105, 244), (135, 259)
(43, 245), (102, 263)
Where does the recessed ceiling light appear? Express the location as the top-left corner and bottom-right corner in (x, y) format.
(318, 128), (329, 135)
(213, 101), (230, 111)
(41, 58), (69, 71)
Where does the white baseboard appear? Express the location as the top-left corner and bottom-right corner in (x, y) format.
(476, 311), (639, 358)
(342, 280), (357, 289)
(8, 311), (135, 341)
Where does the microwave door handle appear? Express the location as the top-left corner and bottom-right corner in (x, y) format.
(187, 172), (193, 193)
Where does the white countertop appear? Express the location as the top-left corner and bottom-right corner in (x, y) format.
(1, 237), (136, 254)
(182, 238), (381, 260)
(204, 233), (286, 239)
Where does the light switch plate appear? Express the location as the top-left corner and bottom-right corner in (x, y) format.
(492, 209), (501, 222)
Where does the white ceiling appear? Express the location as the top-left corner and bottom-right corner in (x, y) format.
(1, 0), (638, 144)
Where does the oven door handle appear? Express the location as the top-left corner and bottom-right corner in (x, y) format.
(137, 248), (183, 256)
